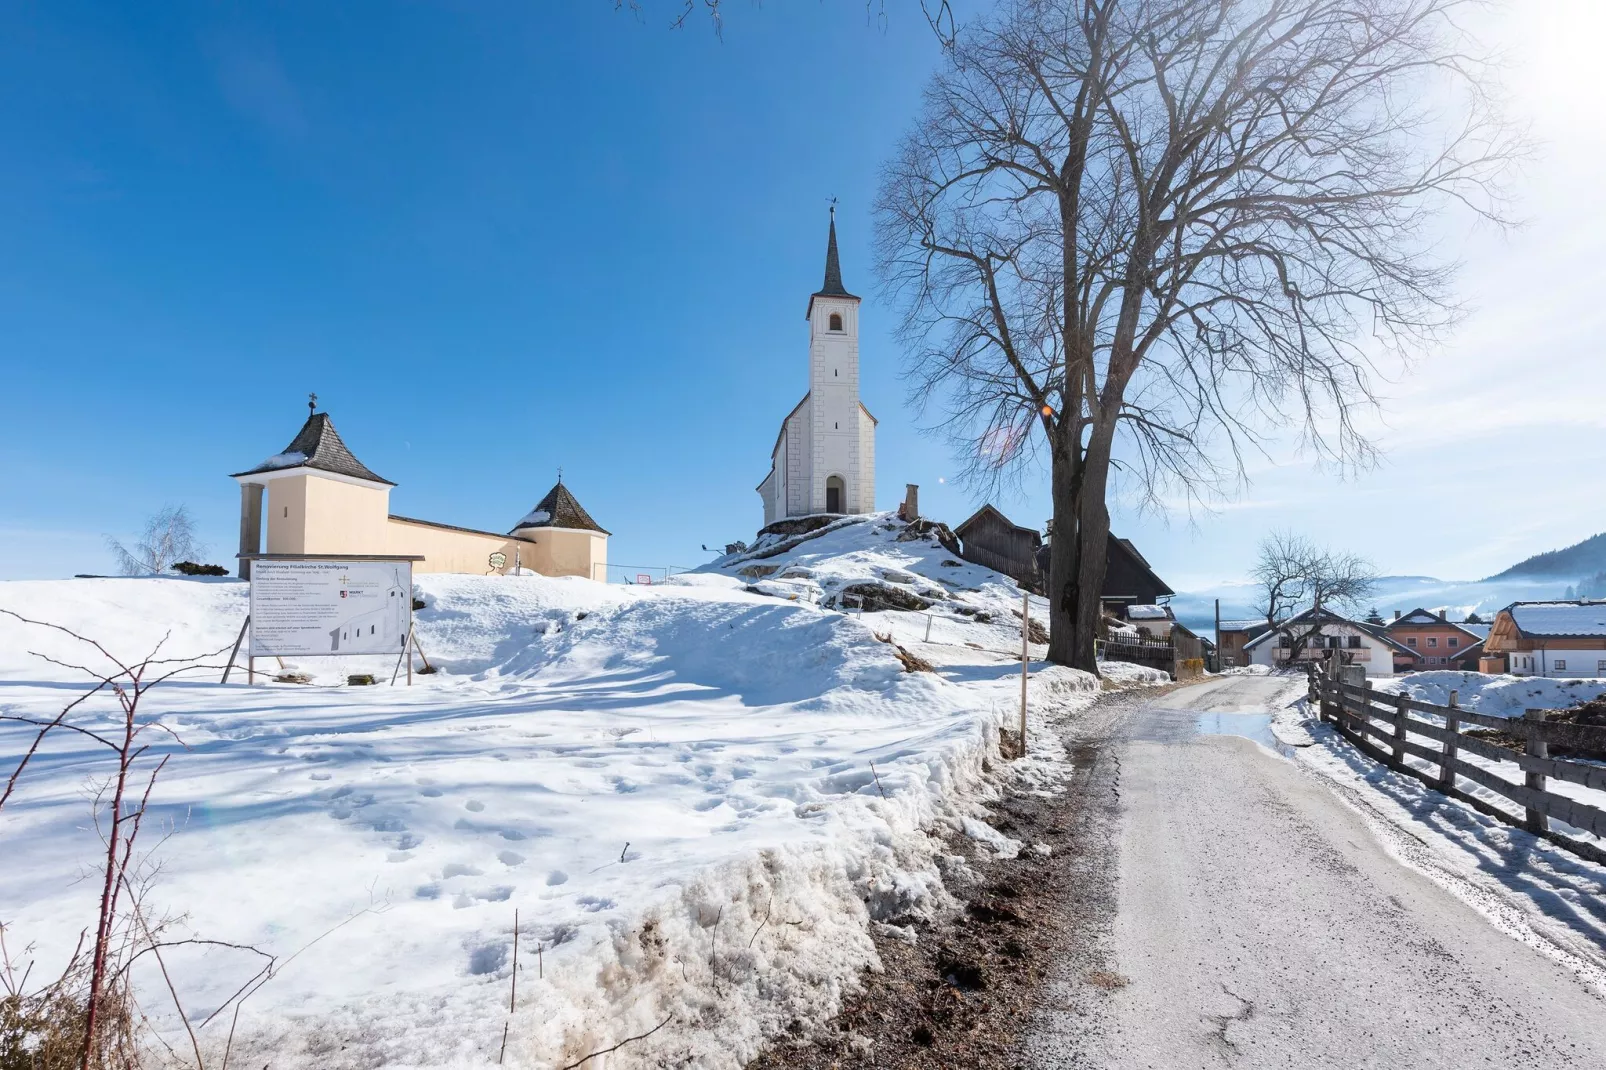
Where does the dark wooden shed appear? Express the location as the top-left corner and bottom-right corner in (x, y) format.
(954, 505), (1042, 586)
(1031, 530), (1175, 606)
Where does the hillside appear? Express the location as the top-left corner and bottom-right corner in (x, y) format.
(0, 513), (1156, 1069)
(1487, 531), (1606, 580)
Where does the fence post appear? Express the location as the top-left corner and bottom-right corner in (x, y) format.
(1308, 664), (1321, 721)
(1523, 709), (1549, 835)
(1439, 689), (1460, 794)
(1391, 692), (1407, 768)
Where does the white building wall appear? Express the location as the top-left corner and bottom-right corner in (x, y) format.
(785, 404), (810, 517)
(808, 296), (861, 514)
(857, 405), (876, 513)
(1508, 648), (1606, 677)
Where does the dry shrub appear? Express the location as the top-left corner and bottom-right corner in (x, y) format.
(871, 632), (934, 673)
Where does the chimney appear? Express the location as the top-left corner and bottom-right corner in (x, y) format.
(1393, 610), (1401, 620)
(897, 484), (919, 522)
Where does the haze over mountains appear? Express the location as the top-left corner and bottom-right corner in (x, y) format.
(1173, 531), (1606, 635)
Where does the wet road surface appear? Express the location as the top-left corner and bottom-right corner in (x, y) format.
(1026, 675), (1606, 1068)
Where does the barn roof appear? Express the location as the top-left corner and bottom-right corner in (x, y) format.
(954, 504), (1042, 544)
(230, 411), (394, 486)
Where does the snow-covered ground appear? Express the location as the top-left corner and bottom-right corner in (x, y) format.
(0, 514), (1160, 1069)
(1374, 669), (1606, 719)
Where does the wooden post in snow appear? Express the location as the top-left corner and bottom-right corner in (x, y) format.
(1391, 691), (1408, 768)
(1439, 689), (1460, 793)
(1524, 709), (1549, 834)
(1019, 589), (1030, 756)
(223, 616), (249, 684)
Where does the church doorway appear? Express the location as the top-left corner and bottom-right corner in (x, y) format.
(826, 475), (845, 514)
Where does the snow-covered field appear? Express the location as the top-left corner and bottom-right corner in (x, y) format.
(0, 514), (1158, 1068)
(1375, 669), (1606, 719)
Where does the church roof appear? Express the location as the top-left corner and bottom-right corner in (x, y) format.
(512, 481), (610, 535)
(807, 208), (859, 318)
(230, 411), (394, 485)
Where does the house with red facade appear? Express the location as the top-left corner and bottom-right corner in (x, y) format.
(1383, 609), (1483, 673)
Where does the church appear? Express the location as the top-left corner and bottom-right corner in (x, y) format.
(756, 208), (876, 524)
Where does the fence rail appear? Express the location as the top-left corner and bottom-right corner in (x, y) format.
(1308, 663), (1606, 865)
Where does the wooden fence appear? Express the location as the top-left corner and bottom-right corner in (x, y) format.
(1308, 662), (1606, 865)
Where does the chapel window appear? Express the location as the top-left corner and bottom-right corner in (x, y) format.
(829, 313), (843, 331)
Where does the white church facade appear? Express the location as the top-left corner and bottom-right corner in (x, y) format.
(757, 209), (876, 524)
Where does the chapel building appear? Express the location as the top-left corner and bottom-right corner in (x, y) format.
(757, 208), (877, 524)
(231, 406), (608, 580)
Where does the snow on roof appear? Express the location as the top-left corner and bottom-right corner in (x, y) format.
(1126, 604), (1170, 620)
(1507, 601), (1606, 637)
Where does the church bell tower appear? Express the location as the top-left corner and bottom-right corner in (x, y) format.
(804, 206), (874, 516)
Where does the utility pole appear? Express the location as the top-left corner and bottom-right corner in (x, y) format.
(1214, 598), (1221, 670)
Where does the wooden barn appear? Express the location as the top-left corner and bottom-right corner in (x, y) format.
(954, 505), (1042, 586)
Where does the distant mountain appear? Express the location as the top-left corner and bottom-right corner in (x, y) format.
(1486, 532), (1606, 580)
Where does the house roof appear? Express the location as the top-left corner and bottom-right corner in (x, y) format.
(954, 504), (1042, 544)
(1459, 622), (1492, 640)
(1450, 638), (1487, 665)
(1502, 601), (1606, 638)
(1385, 608), (1483, 641)
(1218, 619), (1270, 633)
(1105, 533), (1174, 598)
(1127, 604), (1172, 621)
(230, 412), (394, 486)
(511, 481), (610, 535)
(1242, 606), (1416, 656)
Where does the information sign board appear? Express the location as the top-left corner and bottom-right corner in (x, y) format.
(249, 559), (413, 657)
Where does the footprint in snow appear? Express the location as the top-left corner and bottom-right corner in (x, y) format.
(576, 895), (615, 912)
(500, 829), (526, 841)
(442, 862), (482, 878)
(498, 850), (525, 866)
(465, 799), (485, 812)
(420, 787), (444, 798)
(693, 798), (724, 812)
(546, 870), (569, 886)
(309, 772), (332, 782)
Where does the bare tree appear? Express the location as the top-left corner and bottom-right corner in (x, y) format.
(1251, 534), (1376, 663)
(105, 506), (204, 577)
(876, 0), (1520, 671)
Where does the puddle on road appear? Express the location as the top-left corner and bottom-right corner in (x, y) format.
(1195, 712), (1296, 758)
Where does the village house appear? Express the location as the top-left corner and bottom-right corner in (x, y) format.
(1484, 601), (1606, 678)
(1216, 619), (1272, 670)
(1242, 607), (1411, 678)
(1382, 608), (1483, 672)
(232, 405), (608, 580)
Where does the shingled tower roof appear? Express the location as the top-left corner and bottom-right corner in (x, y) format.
(807, 205), (859, 318)
(511, 481), (610, 535)
(230, 411), (394, 485)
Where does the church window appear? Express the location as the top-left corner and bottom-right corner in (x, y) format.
(829, 312), (843, 331)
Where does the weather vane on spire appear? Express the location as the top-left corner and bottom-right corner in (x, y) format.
(829, 195), (837, 221)
(557, 465), (563, 483)
(308, 392), (318, 415)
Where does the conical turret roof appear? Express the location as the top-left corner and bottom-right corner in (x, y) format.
(231, 412), (394, 485)
(808, 206), (859, 318)
(511, 481), (609, 535)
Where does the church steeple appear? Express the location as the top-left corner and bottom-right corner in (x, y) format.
(808, 204), (859, 318)
(817, 205), (851, 297)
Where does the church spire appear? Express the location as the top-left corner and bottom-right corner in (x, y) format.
(818, 203), (850, 297)
(808, 203), (858, 318)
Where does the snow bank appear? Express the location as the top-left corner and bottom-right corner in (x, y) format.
(0, 524), (1129, 1068)
(1376, 670), (1606, 719)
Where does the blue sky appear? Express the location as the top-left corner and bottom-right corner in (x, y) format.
(3, 1), (1604, 589)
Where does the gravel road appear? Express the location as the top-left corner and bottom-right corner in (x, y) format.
(1026, 674), (1606, 1069)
